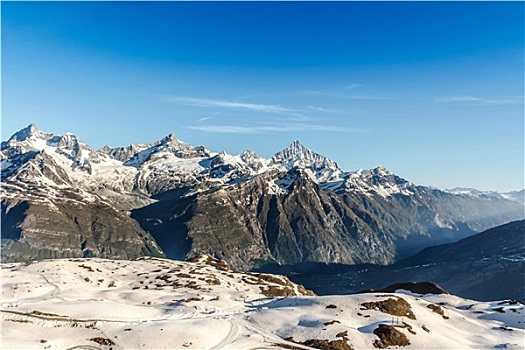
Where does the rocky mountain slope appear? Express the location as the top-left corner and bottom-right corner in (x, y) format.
(292, 220), (525, 302)
(2, 256), (524, 349)
(2, 124), (524, 268)
(384, 219), (525, 301)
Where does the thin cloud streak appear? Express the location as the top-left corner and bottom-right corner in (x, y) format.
(186, 124), (361, 134)
(345, 83), (364, 90)
(307, 106), (341, 113)
(435, 95), (524, 105)
(300, 90), (399, 101)
(169, 96), (296, 113)
(346, 95), (400, 101)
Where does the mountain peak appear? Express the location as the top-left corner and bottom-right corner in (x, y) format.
(289, 139), (309, 152)
(27, 123), (39, 132)
(8, 123), (48, 143)
(167, 132), (178, 141)
(159, 132), (180, 146)
(276, 140), (314, 159)
(372, 166), (393, 175)
(271, 140), (340, 172)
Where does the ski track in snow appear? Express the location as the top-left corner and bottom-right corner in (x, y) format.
(209, 317), (239, 349)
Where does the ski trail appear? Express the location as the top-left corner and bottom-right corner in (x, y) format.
(209, 317), (240, 349)
(64, 346), (101, 350)
(241, 317), (314, 350)
(4, 271), (61, 307)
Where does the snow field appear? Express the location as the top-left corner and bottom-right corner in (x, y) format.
(2, 257), (524, 349)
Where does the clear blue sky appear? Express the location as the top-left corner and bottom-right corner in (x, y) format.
(2, 2), (524, 191)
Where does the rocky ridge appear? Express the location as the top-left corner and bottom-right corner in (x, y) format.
(2, 124), (524, 268)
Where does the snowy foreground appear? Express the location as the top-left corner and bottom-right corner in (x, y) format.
(2, 257), (524, 350)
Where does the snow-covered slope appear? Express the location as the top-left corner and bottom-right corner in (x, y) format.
(2, 257), (523, 349)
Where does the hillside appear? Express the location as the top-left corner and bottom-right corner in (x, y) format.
(292, 220), (525, 302)
(2, 257), (524, 349)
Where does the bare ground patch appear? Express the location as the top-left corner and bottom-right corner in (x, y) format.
(372, 324), (410, 349)
(361, 297), (416, 320)
(427, 303), (449, 319)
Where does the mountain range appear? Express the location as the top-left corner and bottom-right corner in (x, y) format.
(2, 124), (524, 269)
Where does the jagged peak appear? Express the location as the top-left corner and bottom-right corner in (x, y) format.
(358, 166), (414, 190)
(99, 145), (112, 153)
(371, 166), (394, 175)
(272, 140), (340, 171)
(290, 139), (304, 147)
(273, 140), (315, 160)
(56, 133), (85, 147)
(158, 132), (180, 145)
(240, 149), (263, 162)
(287, 139), (309, 152)
(357, 166), (395, 177)
(241, 149), (257, 157)
(167, 132), (178, 142)
(7, 123), (50, 143)
(27, 123), (40, 133)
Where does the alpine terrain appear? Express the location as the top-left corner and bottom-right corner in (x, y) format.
(290, 220), (525, 302)
(2, 124), (524, 270)
(2, 256), (524, 349)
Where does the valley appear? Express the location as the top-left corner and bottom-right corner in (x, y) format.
(287, 220), (525, 302)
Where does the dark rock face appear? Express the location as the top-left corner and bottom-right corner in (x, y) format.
(132, 169), (399, 270)
(131, 166), (524, 270)
(292, 220), (525, 302)
(366, 282), (449, 295)
(1, 197), (164, 262)
(379, 220), (525, 301)
(396, 220), (525, 267)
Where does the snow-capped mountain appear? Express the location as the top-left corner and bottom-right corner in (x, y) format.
(2, 124), (524, 268)
(0, 124), (400, 207)
(445, 187), (516, 201)
(1, 124), (101, 179)
(270, 139), (344, 182)
(503, 189), (525, 204)
(446, 188), (525, 205)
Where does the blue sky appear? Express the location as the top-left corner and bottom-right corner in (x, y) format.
(2, 1), (524, 191)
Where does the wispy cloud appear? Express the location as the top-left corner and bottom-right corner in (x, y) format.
(306, 106), (341, 113)
(169, 96), (296, 113)
(198, 117), (212, 122)
(435, 95), (523, 105)
(186, 124), (361, 134)
(346, 95), (400, 101)
(300, 90), (399, 101)
(345, 83), (363, 90)
(436, 95), (481, 102)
